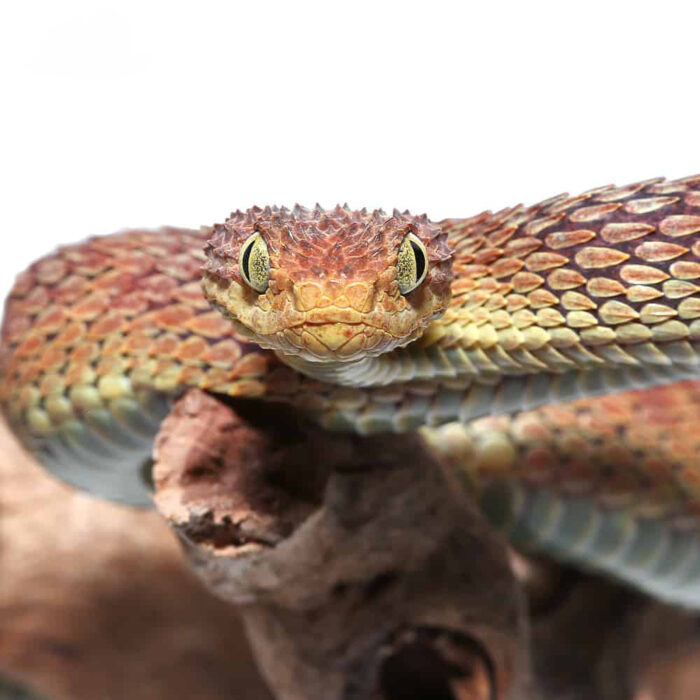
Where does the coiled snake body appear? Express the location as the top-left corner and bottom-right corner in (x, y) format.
(2, 176), (700, 606)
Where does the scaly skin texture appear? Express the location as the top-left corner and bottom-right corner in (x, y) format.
(1, 176), (699, 604)
(424, 380), (700, 607)
(202, 207), (453, 362)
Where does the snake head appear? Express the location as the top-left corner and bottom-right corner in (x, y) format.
(202, 205), (453, 362)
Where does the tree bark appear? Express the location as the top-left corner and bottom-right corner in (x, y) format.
(152, 390), (529, 700)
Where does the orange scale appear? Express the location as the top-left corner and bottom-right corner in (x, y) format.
(624, 427), (662, 451)
(505, 237), (543, 258)
(89, 270), (136, 295)
(67, 252), (111, 276)
(199, 366), (236, 390)
(38, 345), (67, 372)
(473, 248), (504, 266)
(650, 416), (685, 434)
(68, 292), (111, 321)
(229, 352), (268, 378)
(53, 275), (90, 305)
(124, 312), (160, 333)
(121, 332), (153, 354)
(184, 312), (233, 339)
(64, 363), (97, 386)
(149, 334), (180, 357)
(540, 404), (580, 428)
(226, 379), (267, 397)
(151, 305), (196, 332)
(15, 333), (43, 359)
(2, 314), (32, 343)
(152, 358), (181, 377)
(477, 277), (500, 293)
(666, 439), (696, 462)
(53, 321), (87, 348)
(70, 341), (100, 363)
(92, 232), (144, 251)
(111, 292), (149, 317)
(466, 290), (490, 308)
(173, 282), (211, 309)
(137, 273), (179, 303)
(486, 225), (518, 247)
(88, 314), (126, 340)
(511, 416), (552, 444)
(36, 258), (68, 285)
(21, 286), (51, 314)
(111, 254), (156, 276)
(178, 365), (206, 387)
(462, 264), (490, 279)
(155, 253), (202, 281)
(173, 335), (208, 362)
(101, 337), (125, 358)
(129, 355), (155, 373)
(143, 244), (175, 259)
(96, 356), (126, 376)
(490, 258), (525, 279)
(597, 406), (634, 429)
(578, 415), (619, 438)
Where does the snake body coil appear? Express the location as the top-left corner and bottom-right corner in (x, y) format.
(2, 176), (699, 605)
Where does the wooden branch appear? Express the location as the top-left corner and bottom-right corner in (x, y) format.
(152, 390), (529, 700)
(0, 414), (271, 700)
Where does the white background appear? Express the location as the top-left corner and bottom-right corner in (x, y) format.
(1, 1), (699, 302)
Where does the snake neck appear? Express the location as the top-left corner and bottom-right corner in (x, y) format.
(275, 353), (388, 387)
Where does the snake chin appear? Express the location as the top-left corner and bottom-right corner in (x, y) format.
(271, 322), (420, 362)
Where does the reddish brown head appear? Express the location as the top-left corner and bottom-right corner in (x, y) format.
(203, 205), (453, 362)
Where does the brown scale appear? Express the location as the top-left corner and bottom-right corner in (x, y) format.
(0, 179), (698, 514)
(435, 175), (700, 364)
(428, 380), (700, 525)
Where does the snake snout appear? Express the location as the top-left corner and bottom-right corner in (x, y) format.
(292, 280), (377, 313)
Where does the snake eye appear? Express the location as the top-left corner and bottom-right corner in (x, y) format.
(397, 232), (428, 295)
(239, 232), (270, 293)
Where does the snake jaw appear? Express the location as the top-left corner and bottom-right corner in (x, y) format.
(202, 205), (453, 364)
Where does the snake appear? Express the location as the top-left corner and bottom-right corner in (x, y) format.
(2, 175), (699, 607)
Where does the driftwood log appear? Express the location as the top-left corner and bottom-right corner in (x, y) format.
(153, 390), (527, 700)
(151, 390), (700, 700)
(3, 391), (700, 699)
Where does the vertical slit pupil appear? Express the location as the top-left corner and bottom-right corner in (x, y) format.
(241, 240), (254, 281)
(411, 241), (426, 281)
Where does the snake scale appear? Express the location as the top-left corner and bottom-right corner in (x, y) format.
(2, 175), (699, 606)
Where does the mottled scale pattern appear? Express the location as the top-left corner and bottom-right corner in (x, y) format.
(0, 228), (281, 502)
(1, 177), (699, 607)
(438, 175), (700, 368)
(300, 175), (700, 432)
(424, 381), (700, 607)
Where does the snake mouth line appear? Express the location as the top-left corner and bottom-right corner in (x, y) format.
(281, 322), (396, 357)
